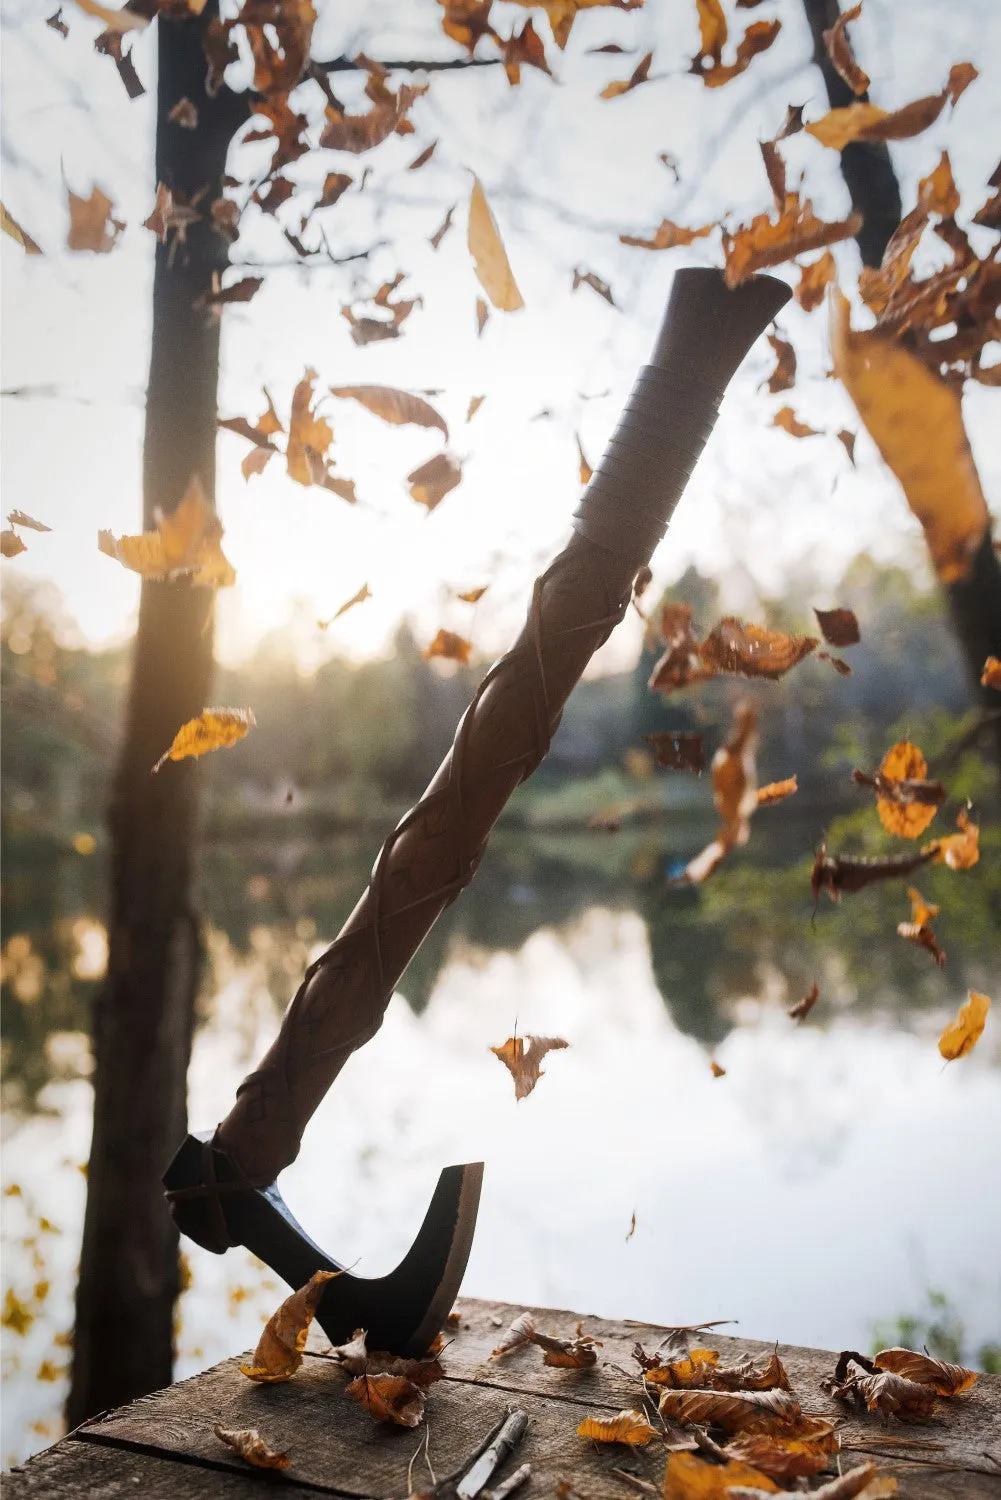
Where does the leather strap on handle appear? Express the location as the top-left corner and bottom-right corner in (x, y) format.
(216, 268), (790, 1185)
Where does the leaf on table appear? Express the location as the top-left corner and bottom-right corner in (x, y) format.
(319, 582), (371, 627)
(153, 708), (255, 773)
(533, 1327), (601, 1367)
(831, 289), (990, 583)
(572, 267), (615, 304)
(214, 1424), (290, 1470)
(896, 886), (946, 967)
(502, 19), (553, 85)
(576, 433), (593, 485)
(938, 990), (990, 1061)
(663, 1450), (779, 1497)
(328, 1327), (370, 1372)
(873, 1346), (977, 1396)
(658, 1385), (801, 1433)
(926, 807), (979, 869)
(330, 1327), (446, 1387)
(600, 49), (652, 98)
(981, 655), (1001, 689)
(757, 777), (797, 807)
(423, 628), (473, 665)
(723, 1428), (834, 1481)
(642, 730), (705, 773)
(642, 1347), (720, 1387)
(800, 1466), (897, 1499)
(468, 175), (524, 311)
(826, 1358), (936, 1421)
(763, 333), (796, 394)
(491, 1310), (537, 1357)
(346, 1372), (425, 1426)
(576, 1409), (657, 1445)
(330, 384), (448, 439)
(1, 203), (43, 254)
(823, 2), (869, 95)
(73, 0), (148, 31)
(723, 194), (861, 287)
(788, 982), (819, 1022)
(852, 740), (944, 839)
(67, 185), (123, 252)
(700, 619), (818, 680)
(491, 1033), (569, 1100)
(711, 1349), (792, 1392)
(466, 395), (486, 422)
(620, 217), (713, 251)
(99, 477), (235, 587)
(430, 203), (456, 249)
(408, 452), (462, 511)
(806, 63), (977, 150)
(1, 531), (28, 557)
(240, 1269), (340, 1381)
(794, 250), (837, 311)
(772, 407), (820, 439)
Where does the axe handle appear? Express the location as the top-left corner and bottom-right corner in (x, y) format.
(216, 268), (789, 1184)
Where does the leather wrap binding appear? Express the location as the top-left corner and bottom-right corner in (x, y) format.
(210, 268), (790, 1189)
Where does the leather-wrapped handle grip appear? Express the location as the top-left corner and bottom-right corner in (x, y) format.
(216, 268), (789, 1184)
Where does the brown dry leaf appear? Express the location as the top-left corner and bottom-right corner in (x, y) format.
(690, 4), (781, 90)
(788, 983), (820, 1022)
(408, 140), (437, 169)
(73, 0), (147, 31)
(457, 584), (488, 602)
(757, 777), (797, 807)
(576, 434), (593, 485)
(330, 385), (448, 439)
(46, 8), (70, 36)
(710, 1060), (726, 1077)
(408, 452), (462, 512)
(476, 296), (490, 336)
(320, 583), (372, 628)
(873, 1346), (977, 1396)
(713, 1350), (793, 1393)
(576, 1409), (657, 1445)
(533, 1327), (601, 1368)
(642, 730), (705, 773)
(648, 602), (715, 693)
(491, 1034), (568, 1100)
(240, 1269), (340, 1381)
(938, 990), (991, 1061)
(839, 1365), (937, 1422)
(1, 530), (27, 558)
(772, 407), (820, 439)
(724, 1430), (833, 1482)
(503, 19), (553, 85)
(806, 63), (978, 151)
(814, 606), (860, 647)
(871, 740), (940, 839)
(572, 267), (615, 305)
(926, 807), (979, 870)
(897, 886), (946, 967)
(423, 629), (473, 665)
(168, 96), (198, 128)
(600, 49), (652, 98)
(430, 203), (456, 249)
(642, 1348), (720, 1388)
(663, 1450), (779, 1497)
(724, 196), (861, 287)
(980, 655), (1001, 689)
(823, 2), (869, 95)
(917, 150), (960, 218)
(196, 274), (264, 309)
(658, 1386), (800, 1433)
(438, 0), (496, 53)
(507, 0), (643, 53)
(143, 182), (201, 247)
(1, 203), (43, 254)
(620, 218), (713, 251)
(346, 1372), (425, 1427)
(99, 476), (234, 587)
(152, 708), (255, 773)
(328, 1327), (370, 1372)
(794, 250), (837, 311)
(318, 171), (352, 208)
(763, 333), (796, 394)
(831, 289), (990, 584)
(676, 702), (758, 885)
(67, 186), (122, 252)
(700, 618), (818, 680)
(491, 1310), (537, 1357)
(214, 1424), (290, 1470)
(466, 395), (486, 422)
(468, 176), (524, 312)
(7, 510), (51, 532)
(286, 367), (344, 494)
(801, 1467), (897, 1500)
(625, 1211), (636, 1241)
(320, 74), (427, 154)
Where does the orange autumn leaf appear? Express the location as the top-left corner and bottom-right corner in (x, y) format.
(917, 150), (961, 218)
(642, 1348), (720, 1388)
(690, 1), (781, 90)
(873, 740), (940, 839)
(831, 289), (990, 584)
(873, 1347), (977, 1396)
(658, 1386), (801, 1433)
(663, 1450), (779, 1498)
(676, 702), (758, 885)
(240, 1269), (340, 1381)
(897, 886), (945, 967)
(1, 203), (43, 254)
(507, 0), (643, 54)
(620, 218), (713, 251)
(330, 384), (448, 439)
(794, 250), (837, 311)
(757, 777), (798, 806)
(502, 19), (553, 86)
(466, 395), (486, 422)
(806, 62), (977, 151)
(700, 619), (818, 680)
(1, 531), (28, 558)
(319, 583), (372, 628)
(286, 367), (332, 487)
(320, 73), (427, 154)
(576, 433), (592, 485)
(576, 1409), (657, 1445)
(982, 656), (1001, 690)
(723, 195), (861, 287)
(408, 452), (463, 512)
(457, 584), (488, 603)
(346, 1372), (425, 1427)
(491, 1034), (568, 1100)
(424, 629), (472, 665)
(926, 807), (979, 870)
(214, 1424), (290, 1471)
(763, 333), (797, 394)
(468, 176), (524, 312)
(938, 990), (990, 1062)
(67, 185), (123, 252)
(823, 2), (869, 96)
(532, 1327), (601, 1367)
(710, 1060), (726, 1077)
(648, 602), (712, 693)
(600, 49), (652, 98)
(723, 1428), (835, 1481)
(714, 1349), (794, 1392)
(788, 983), (820, 1022)
(98, 476), (235, 588)
(152, 708), (255, 773)
(773, 406), (820, 439)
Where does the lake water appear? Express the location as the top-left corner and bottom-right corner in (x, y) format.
(2, 832), (1000, 1467)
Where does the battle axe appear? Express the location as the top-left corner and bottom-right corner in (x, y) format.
(165, 267), (789, 1352)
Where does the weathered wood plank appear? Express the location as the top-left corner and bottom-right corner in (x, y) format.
(1, 1437), (321, 1498)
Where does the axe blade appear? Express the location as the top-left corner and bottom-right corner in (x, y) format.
(164, 1133), (483, 1354)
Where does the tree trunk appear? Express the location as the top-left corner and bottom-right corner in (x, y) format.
(68, 7), (246, 1425)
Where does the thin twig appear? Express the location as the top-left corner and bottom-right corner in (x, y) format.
(480, 1463), (532, 1500)
(457, 1410), (530, 1499)
(313, 55), (500, 75)
(610, 1468), (658, 1494)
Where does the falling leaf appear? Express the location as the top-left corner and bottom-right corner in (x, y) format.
(214, 1424), (290, 1470)
(468, 176), (524, 312)
(576, 1410), (657, 1446)
(643, 730), (705, 773)
(763, 334), (796, 394)
(6, 510), (49, 533)
(857, 740), (943, 839)
(814, 607), (860, 647)
(168, 96), (198, 128)
(67, 186), (123, 252)
(491, 1034), (568, 1100)
(812, 844), (938, 904)
(873, 1347), (977, 1396)
(1, 203), (43, 254)
(572, 268), (615, 305)
(330, 385), (448, 439)
(700, 619), (818, 680)
(676, 703), (759, 885)
(424, 629), (472, 665)
(806, 63), (978, 151)
(320, 73), (427, 154)
(773, 407), (820, 439)
(927, 807), (979, 870)
(73, 0), (148, 31)
(408, 452), (462, 512)
(576, 433), (593, 485)
(831, 290), (990, 584)
(503, 19), (553, 85)
(240, 1269), (340, 1381)
(466, 395), (486, 422)
(142, 182), (201, 246)
(46, 9), (70, 35)
(626, 1212), (636, 1241)
(658, 1386), (801, 1433)
(320, 583), (371, 628)
(897, 886), (946, 967)
(788, 983), (819, 1022)
(347, 1372), (425, 1426)
(723, 196), (861, 287)
(430, 203), (456, 249)
(492, 1311), (537, 1357)
(620, 218), (713, 251)
(457, 585), (487, 603)
(794, 250), (837, 311)
(938, 990), (990, 1061)
(757, 777), (797, 806)
(663, 1451), (779, 1498)
(823, 3), (869, 96)
(408, 140), (437, 169)
(982, 656), (1001, 690)
(99, 476), (234, 587)
(196, 274), (264, 309)
(1, 1290), (34, 1336)
(692, 15), (781, 88)
(152, 708), (255, 773)
(476, 297), (490, 336)
(600, 49), (653, 98)
(648, 604), (715, 693)
(1, 531), (28, 558)
(286, 367), (332, 486)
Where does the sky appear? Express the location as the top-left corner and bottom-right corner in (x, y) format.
(1, 0), (999, 672)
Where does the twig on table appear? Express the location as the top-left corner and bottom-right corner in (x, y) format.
(408, 1424), (435, 1494)
(457, 1410), (530, 1499)
(610, 1467), (658, 1494)
(480, 1462), (532, 1499)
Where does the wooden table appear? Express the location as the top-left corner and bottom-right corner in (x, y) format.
(6, 1298), (1001, 1497)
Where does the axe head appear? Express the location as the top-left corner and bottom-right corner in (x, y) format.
(164, 1133), (483, 1355)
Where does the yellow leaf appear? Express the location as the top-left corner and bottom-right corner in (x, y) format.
(424, 628), (473, 665)
(99, 477), (235, 588)
(875, 741), (938, 839)
(67, 186), (123, 253)
(330, 384), (448, 439)
(938, 990), (990, 1061)
(240, 1269), (340, 1382)
(663, 1450), (779, 1497)
(831, 288), (989, 582)
(757, 777), (798, 806)
(1, 530), (27, 558)
(1, 203), (43, 254)
(287, 368), (333, 487)
(981, 656), (1001, 690)
(1, 1289), (34, 1337)
(576, 1409), (657, 1445)
(153, 709), (255, 773)
(806, 63), (977, 150)
(468, 176), (524, 312)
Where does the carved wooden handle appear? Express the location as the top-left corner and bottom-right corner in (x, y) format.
(216, 268), (789, 1184)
